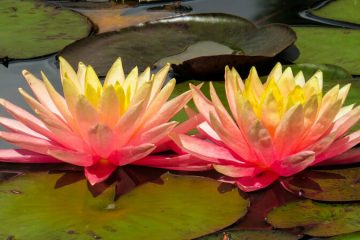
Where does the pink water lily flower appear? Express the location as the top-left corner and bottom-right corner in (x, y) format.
(172, 64), (360, 191)
(0, 57), (203, 184)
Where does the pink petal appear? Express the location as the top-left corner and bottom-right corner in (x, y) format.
(316, 148), (360, 166)
(133, 153), (212, 171)
(315, 130), (360, 164)
(114, 100), (146, 147)
(143, 89), (193, 131)
(190, 84), (215, 122)
(246, 120), (276, 167)
(85, 162), (117, 185)
(0, 98), (51, 138)
(88, 124), (115, 159)
(332, 106), (360, 138)
(130, 121), (177, 146)
(22, 70), (61, 116)
(75, 96), (99, 143)
(209, 112), (253, 161)
(232, 171), (279, 192)
(213, 164), (260, 178)
(108, 143), (156, 166)
(19, 89), (85, 151)
(47, 149), (95, 166)
(274, 104), (304, 157)
(0, 131), (61, 155)
(171, 133), (242, 164)
(271, 151), (315, 176)
(0, 149), (61, 163)
(0, 117), (47, 139)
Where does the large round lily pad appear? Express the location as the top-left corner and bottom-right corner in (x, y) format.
(0, 0), (92, 60)
(60, 13), (296, 76)
(308, 0), (360, 26)
(0, 172), (248, 240)
(281, 167), (360, 202)
(267, 200), (360, 237)
(292, 27), (360, 74)
(198, 230), (299, 240)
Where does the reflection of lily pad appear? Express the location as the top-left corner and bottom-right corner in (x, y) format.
(281, 167), (360, 202)
(0, 172), (248, 239)
(0, 0), (92, 60)
(156, 41), (238, 66)
(267, 200), (360, 237)
(61, 13), (296, 76)
(198, 230), (299, 240)
(308, 0), (360, 26)
(292, 27), (360, 74)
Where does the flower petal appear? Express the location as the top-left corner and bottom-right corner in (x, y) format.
(48, 149), (95, 167)
(104, 57), (125, 86)
(88, 124), (115, 159)
(271, 151), (315, 176)
(317, 148), (360, 166)
(85, 163), (117, 185)
(99, 85), (120, 128)
(171, 133), (240, 164)
(22, 70), (61, 116)
(213, 164), (260, 178)
(0, 149), (60, 163)
(108, 143), (156, 166)
(232, 171), (279, 192)
(315, 130), (360, 163)
(133, 153), (212, 171)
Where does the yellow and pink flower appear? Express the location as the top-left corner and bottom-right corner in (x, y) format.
(171, 64), (360, 191)
(0, 57), (207, 184)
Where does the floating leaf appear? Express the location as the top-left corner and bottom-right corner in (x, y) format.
(61, 13), (296, 76)
(307, 0), (360, 26)
(329, 232), (360, 240)
(291, 27), (360, 74)
(267, 200), (360, 237)
(281, 167), (360, 202)
(0, 172), (248, 239)
(198, 230), (299, 240)
(0, 0), (91, 60)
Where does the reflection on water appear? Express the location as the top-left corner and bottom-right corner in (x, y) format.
(0, 55), (60, 148)
(123, 0), (318, 26)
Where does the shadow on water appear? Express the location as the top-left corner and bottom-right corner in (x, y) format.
(123, 0), (321, 25)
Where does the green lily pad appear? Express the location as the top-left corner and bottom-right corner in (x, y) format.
(0, 0), (91, 60)
(281, 167), (360, 202)
(198, 229), (299, 240)
(292, 27), (360, 75)
(0, 172), (248, 240)
(329, 232), (360, 240)
(267, 200), (360, 237)
(60, 13), (296, 76)
(308, 0), (360, 25)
